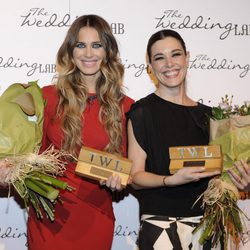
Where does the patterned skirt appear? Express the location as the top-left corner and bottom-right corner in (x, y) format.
(137, 214), (222, 250)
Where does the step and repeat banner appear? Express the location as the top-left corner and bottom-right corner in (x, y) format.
(0, 0), (250, 249)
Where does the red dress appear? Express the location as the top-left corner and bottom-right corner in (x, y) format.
(27, 85), (134, 250)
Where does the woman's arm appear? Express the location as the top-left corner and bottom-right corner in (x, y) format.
(127, 120), (165, 189)
(127, 120), (220, 189)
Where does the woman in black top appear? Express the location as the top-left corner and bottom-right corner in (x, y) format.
(127, 29), (221, 250)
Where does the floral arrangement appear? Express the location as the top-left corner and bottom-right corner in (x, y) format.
(0, 81), (74, 221)
(193, 95), (250, 249)
(0, 147), (74, 221)
(211, 95), (250, 119)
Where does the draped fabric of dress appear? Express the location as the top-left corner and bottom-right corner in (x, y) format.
(27, 85), (133, 250)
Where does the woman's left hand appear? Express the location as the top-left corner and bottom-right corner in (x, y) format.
(0, 159), (11, 187)
(99, 174), (122, 191)
(228, 160), (250, 191)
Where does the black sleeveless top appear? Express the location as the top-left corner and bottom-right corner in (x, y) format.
(127, 93), (212, 217)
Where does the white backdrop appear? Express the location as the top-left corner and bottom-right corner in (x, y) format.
(0, 0), (250, 249)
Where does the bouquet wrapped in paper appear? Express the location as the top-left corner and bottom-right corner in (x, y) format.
(0, 81), (44, 158)
(194, 95), (250, 248)
(0, 81), (73, 221)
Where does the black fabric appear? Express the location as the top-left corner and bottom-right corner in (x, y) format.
(166, 222), (182, 250)
(127, 93), (212, 217)
(137, 221), (164, 250)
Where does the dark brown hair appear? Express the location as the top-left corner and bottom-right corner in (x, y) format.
(147, 29), (187, 63)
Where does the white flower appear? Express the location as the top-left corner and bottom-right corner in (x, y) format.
(219, 102), (231, 111)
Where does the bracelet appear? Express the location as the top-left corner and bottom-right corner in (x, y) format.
(163, 176), (167, 186)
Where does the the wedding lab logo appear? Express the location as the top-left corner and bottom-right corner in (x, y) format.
(20, 7), (70, 27)
(189, 54), (250, 78)
(20, 7), (126, 34)
(0, 56), (56, 76)
(155, 10), (250, 40)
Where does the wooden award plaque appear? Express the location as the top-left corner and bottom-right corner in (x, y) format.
(75, 146), (132, 188)
(169, 145), (222, 174)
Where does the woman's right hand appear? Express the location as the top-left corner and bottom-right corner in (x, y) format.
(99, 174), (123, 192)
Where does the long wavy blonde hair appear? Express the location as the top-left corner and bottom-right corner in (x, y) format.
(55, 15), (125, 156)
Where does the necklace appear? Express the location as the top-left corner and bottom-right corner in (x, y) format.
(87, 95), (97, 105)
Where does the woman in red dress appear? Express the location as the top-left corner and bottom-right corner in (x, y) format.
(27, 14), (133, 250)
